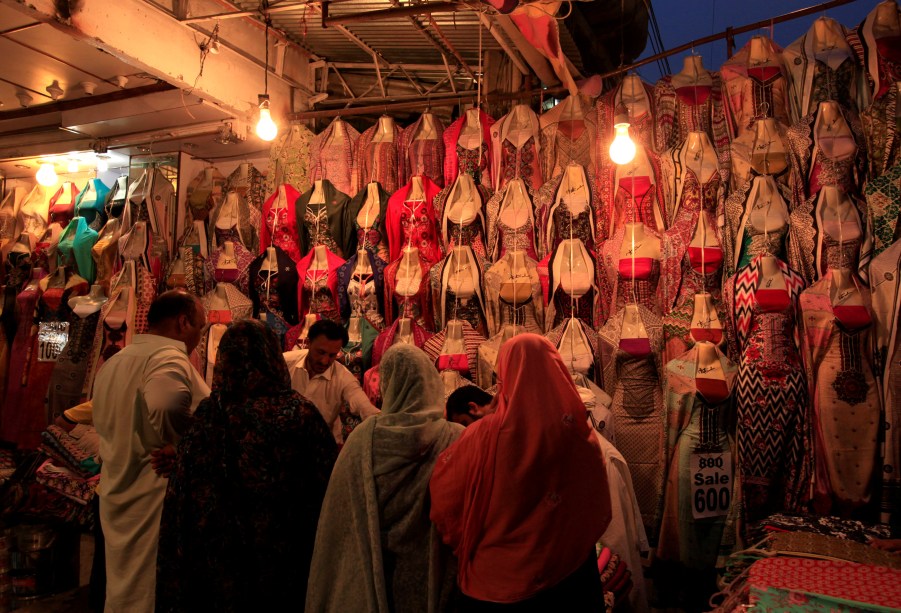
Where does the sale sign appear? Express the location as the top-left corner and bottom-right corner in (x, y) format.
(690, 451), (733, 519)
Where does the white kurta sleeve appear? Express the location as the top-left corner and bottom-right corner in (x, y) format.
(143, 351), (199, 444)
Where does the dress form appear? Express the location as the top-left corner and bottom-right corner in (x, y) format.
(440, 319), (465, 355)
(396, 246), (423, 298)
(217, 241), (238, 270)
(620, 303), (649, 340)
(294, 313), (320, 348)
(395, 317), (413, 345)
(459, 108), (483, 150)
(354, 248), (373, 276)
(261, 246), (278, 272)
(356, 182), (382, 235)
(311, 244), (329, 271)
(691, 293), (722, 340)
(695, 340), (726, 383)
(374, 116), (395, 143)
(672, 54), (711, 88)
(875, 1), (901, 37)
(815, 100), (856, 160)
(558, 239), (592, 298)
(750, 118), (789, 175)
(685, 131), (719, 180)
(558, 316), (593, 376)
(414, 113), (439, 141)
(500, 250), (532, 304)
(409, 176), (426, 202)
(326, 118), (346, 146)
(759, 253), (787, 292)
(348, 316), (362, 342)
(69, 284), (107, 316)
(619, 222), (661, 260)
(620, 73), (651, 117)
(210, 283), (230, 310)
(309, 180), (326, 205)
(748, 36), (770, 65)
(216, 192), (240, 232)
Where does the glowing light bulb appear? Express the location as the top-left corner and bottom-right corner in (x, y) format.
(255, 95), (278, 141)
(67, 159), (79, 173)
(97, 157), (109, 173)
(608, 122), (636, 165)
(36, 163), (58, 186)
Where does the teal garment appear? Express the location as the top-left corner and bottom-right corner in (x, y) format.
(74, 178), (111, 229)
(342, 317), (379, 382)
(57, 217), (99, 283)
(737, 226), (788, 270)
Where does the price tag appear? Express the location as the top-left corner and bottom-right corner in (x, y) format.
(690, 451), (732, 519)
(37, 321), (70, 362)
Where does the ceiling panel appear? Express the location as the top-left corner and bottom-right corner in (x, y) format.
(0, 4), (39, 32)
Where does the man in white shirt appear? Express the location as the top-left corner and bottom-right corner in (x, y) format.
(92, 291), (210, 613)
(284, 319), (379, 444)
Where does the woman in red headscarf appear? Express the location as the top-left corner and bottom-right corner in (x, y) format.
(429, 333), (612, 610)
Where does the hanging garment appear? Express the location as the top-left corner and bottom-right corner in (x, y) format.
(169, 221), (210, 297)
(117, 224), (161, 330)
(383, 249), (435, 331)
(248, 245), (299, 346)
(1, 276), (43, 446)
(385, 176), (443, 265)
(206, 236), (254, 295)
(402, 113), (446, 188)
(311, 119), (360, 197)
(869, 239), (901, 526)
(657, 345), (739, 579)
(48, 182), (80, 226)
(484, 251), (545, 335)
(422, 320), (486, 382)
(443, 109), (495, 187)
(728, 119), (792, 192)
(361, 318), (433, 406)
(296, 248), (346, 324)
(4, 271), (88, 448)
(864, 159), (901, 262)
(546, 317), (601, 382)
(544, 239), (599, 329)
(800, 271), (880, 516)
(225, 163), (266, 251)
(339, 316), (379, 387)
(121, 167), (173, 272)
(862, 82), (901, 178)
(659, 141), (727, 235)
(598, 304), (666, 539)
(18, 185), (50, 242)
(598, 226), (680, 323)
(433, 173), (491, 259)
(720, 37), (793, 138)
(260, 185), (303, 263)
(83, 264), (138, 398)
(539, 94), (598, 179)
(596, 146), (667, 241)
(535, 163), (596, 257)
(56, 217), (99, 284)
(596, 76), (658, 154)
(297, 180), (353, 259)
(485, 178), (539, 261)
(723, 174), (792, 278)
(474, 328), (516, 389)
(784, 18), (865, 123)
(268, 123), (315, 193)
(352, 120), (406, 195)
(208, 190), (257, 255)
(346, 183), (391, 264)
(106, 175), (128, 219)
(429, 247), (489, 336)
(5, 237), (35, 292)
(722, 255), (810, 524)
(336, 248), (386, 330)
(0, 187), (24, 264)
(847, 4), (901, 101)
(185, 167), (227, 223)
(47, 303), (101, 421)
(490, 104), (543, 191)
(74, 178), (111, 230)
(197, 284), (253, 385)
(654, 71), (730, 161)
(33, 223), (63, 277)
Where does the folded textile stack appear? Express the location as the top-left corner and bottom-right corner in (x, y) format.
(35, 460), (99, 505)
(0, 447), (15, 485)
(597, 546), (632, 611)
(39, 425), (100, 478)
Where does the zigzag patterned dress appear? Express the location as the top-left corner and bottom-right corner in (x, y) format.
(724, 256), (810, 525)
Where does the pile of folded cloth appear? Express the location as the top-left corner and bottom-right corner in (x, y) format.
(597, 546), (632, 611)
(712, 514), (899, 612)
(36, 424), (100, 506)
(0, 446), (16, 485)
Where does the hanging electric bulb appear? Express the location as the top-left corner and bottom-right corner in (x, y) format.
(609, 122), (636, 165)
(67, 159), (79, 173)
(36, 163), (58, 186)
(255, 94), (277, 141)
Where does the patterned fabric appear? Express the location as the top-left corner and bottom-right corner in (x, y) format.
(595, 145), (667, 242)
(443, 110), (495, 187)
(539, 95), (598, 179)
(721, 37), (793, 136)
(847, 7), (901, 101)
(403, 114), (446, 188)
(297, 180), (353, 259)
(47, 309), (100, 420)
(35, 460), (99, 504)
(157, 320), (338, 612)
(484, 252), (545, 335)
(729, 121), (792, 193)
(746, 513), (891, 544)
(336, 248), (386, 329)
(225, 163), (266, 249)
(261, 185), (302, 263)
(311, 119), (360, 197)
(595, 77), (657, 155)
(491, 104), (542, 191)
(347, 183), (391, 264)
(722, 256), (810, 525)
(422, 320), (486, 381)
(429, 247), (488, 336)
(185, 167), (227, 223)
(383, 250), (434, 331)
(535, 165), (596, 258)
(864, 160), (901, 261)
(659, 141), (727, 236)
(598, 304), (665, 538)
(295, 248), (345, 324)
(385, 176), (443, 265)
(433, 175), (491, 259)
(653, 73), (731, 165)
(545, 318), (600, 382)
(770, 532), (901, 569)
(485, 178), (539, 261)
(353, 121), (405, 194)
(861, 83), (901, 177)
(268, 124), (314, 193)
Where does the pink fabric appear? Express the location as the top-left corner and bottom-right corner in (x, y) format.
(430, 333), (611, 602)
(260, 185), (302, 263)
(443, 111), (496, 187)
(385, 175), (443, 264)
(295, 248), (346, 322)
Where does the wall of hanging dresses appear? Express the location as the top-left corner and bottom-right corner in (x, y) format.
(4, 1), (901, 576)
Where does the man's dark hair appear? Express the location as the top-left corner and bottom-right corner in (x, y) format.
(307, 319), (349, 346)
(446, 385), (493, 419)
(147, 290), (201, 328)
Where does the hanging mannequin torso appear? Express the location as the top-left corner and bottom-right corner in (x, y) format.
(819, 185), (863, 278)
(672, 55), (712, 88)
(373, 116), (395, 144)
(558, 238), (592, 298)
(499, 250), (532, 304)
(395, 246), (423, 297)
(409, 175), (426, 202)
(758, 254), (788, 292)
(216, 192), (240, 230)
(69, 284), (107, 316)
(685, 131), (719, 181)
(558, 317), (593, 376)
(458, 108), (483, 150)
(310, 244), (329, 272)
(748, 36), (770, 66)
(690, 209), (719, 248)
(620, 303), (650, 340)
(347, 315), (362, 343)
(445, 245), (477, 303)
(309, 180), (326, 205)
(815, 100), (856, 160)
(875, 1), (901, 37)
(356, 182), (382, 242)
(619, 222), (661, 259)
(505, 105), (534, 148)
(394, 317), (414, 345)
(326, 119), (347, 147)
(261, 246), (278, 272)
(744, 176), (789, 262)
(752, 118), (789, 175)
(695, 340), (726, 382)
(619, 73), (651, 118)
(691, 292), (723, 342)
(440, 319), (466, 355)
(498, 179), (532, 228)
(210, 283), (230, 310)
(353, 248), (373, 277)
(414, 113), (439, 141)
(445, 174), (480, 227)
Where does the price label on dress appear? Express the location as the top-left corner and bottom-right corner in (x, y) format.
(690, 451), (732, 519)
(37, 321), (70, 362)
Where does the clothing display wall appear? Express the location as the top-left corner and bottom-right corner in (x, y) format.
(5, 8), (901, 603)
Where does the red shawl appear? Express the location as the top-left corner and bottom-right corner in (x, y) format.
(442, 110), (496, 187)
(430, 333), (611, 602)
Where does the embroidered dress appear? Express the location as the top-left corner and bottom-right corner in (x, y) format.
(801, 272), (880, 516)
(422, 321), (486, 382)
(483, 252), (544, 335)
(261, 185), (302, 263)
(383, 251), (434, 331)
(1, 278), (43, 447)
(596, 78), (657, 154)
(847, 6), (901, 101)
(864, 160), (901, 261)
(654, 73), (731, 163)
(539, 95), (598, 179)
(443, 110), (495, 187)
(723, 256), (810, 524)
(295, 248), (345, 324)
(47, 307), (101, 421)
(598, 305), (666, 539)
(595, 145), (667, 241)
(861, 83), (901, 178)
(485, 178), (540, 261)
(348, 184), (391, 264)
(268, 124), (314, 194)
(248, 246), (299, 346)
(657, 345), (739, 582)
(721, 37), (793, 137)
(353, 123), (405, 194)
(310, 119), (360, 197)
(429, 247), (488, 336)
(385, 176), (443, 265)
(489, 104), (542, 190)
(403, 114), (446, 188)
(433, 175), (491, 259)
(535, 165), (596, 257)
(225, 164), (265, 250)
(185, 168), (226, 224)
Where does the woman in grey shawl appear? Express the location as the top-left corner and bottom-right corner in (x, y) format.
(306, 344), (464, 613)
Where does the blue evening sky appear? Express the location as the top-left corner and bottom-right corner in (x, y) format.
(634, 0), (874, 80)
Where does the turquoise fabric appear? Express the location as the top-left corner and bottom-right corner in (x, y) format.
(57, 217), (99, 283)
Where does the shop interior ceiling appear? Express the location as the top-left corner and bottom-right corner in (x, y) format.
(0, 0), (648, 178)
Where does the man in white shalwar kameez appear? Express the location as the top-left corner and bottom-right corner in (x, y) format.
(93, 291), (210, 613)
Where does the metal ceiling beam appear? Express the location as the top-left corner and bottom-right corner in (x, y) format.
(427, 15), (476, 81)
(0, 83), (178, 121)
(307, 2), (389, 69)
(476, 13), (528, 76)
(321, 1), (465, 26)
(1, 32), (122, 88)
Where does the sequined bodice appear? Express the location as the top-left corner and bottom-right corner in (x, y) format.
(501, 136), (539, 189)
(552, 128), (592, 175)
(497, 217), (538, 258)
(304, 204), (339, 255)
(348, 274), (384, 328)
(823, 235), (860, 271)
(457, 143), (488, 184)
(552, 206), (594, 251)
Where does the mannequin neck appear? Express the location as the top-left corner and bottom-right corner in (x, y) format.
(410, 176), (425, 201)
(509, 249), (526, 271)
(621, 74), (643, 98)
(366, 182), (380, 204)
(215, 283), (228, 299)
(378, 115), (394, 135)
(332, 118), (345, 139)
(813, 17), (843, 52)
(693, 291), (714, 316)
(625, 221), (646, 243)
(397, 317), (413, 341)
(829, 266), (855, 292)
(465, 107), (481, 128)
(355, 249), (372, 274)
(87, 284), (106, 302)
(222, 241), (236, 257)
(312, 245), (329, 269)
(754, 117), (779, 141)
(696, 341), (719, 370)
(686, 131), (712, 155)
(681, 54), (706, 79)
(310, 180), (325, 204)
(760, 253), (781, 276)
(204, 167), (214, 181)
(401, 246), (420, 267)
(624, 303), (640, 320)
(263, 246), (278, 270)
(818, 100), (843, 125)
(240, 162), (251, 178)
(299, 314), (318, 339)
(875, 1), (901, 36)
(452, 245), (470, 266)
(749, 36), (770, 65)
(446, 319), (464, 341)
